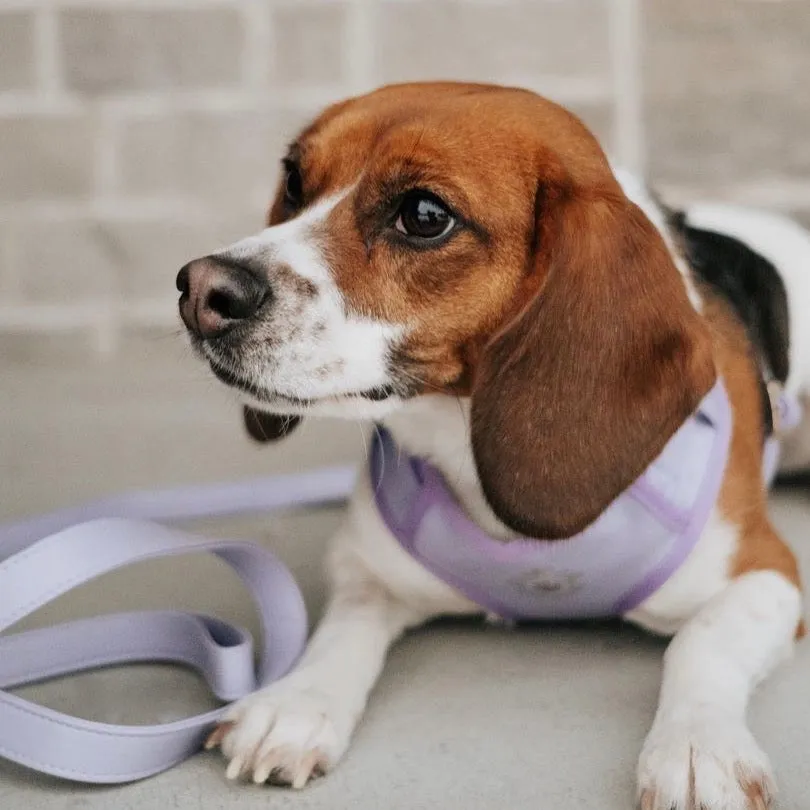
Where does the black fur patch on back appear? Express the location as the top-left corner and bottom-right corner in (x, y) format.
(671, 212), (791, 384)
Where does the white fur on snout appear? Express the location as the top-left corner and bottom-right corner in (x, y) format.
(212, 189), (406, 409)
(222, 193), (340, 285)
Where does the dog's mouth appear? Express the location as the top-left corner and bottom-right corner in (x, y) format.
(208, 359), (399, 407)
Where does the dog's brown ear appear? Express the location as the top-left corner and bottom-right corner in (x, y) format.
(242, 406), (302, 443)
(471, 182), (716, 540)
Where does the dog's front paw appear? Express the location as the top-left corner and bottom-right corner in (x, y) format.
(637, 716), (775, 810)
(205, 678), (353, 788)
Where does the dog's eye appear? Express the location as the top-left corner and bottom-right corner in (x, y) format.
(395, 192), (455, 241)
(283, 162), (303, 209)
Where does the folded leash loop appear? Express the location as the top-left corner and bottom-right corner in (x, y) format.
(0, 467), (357, 784)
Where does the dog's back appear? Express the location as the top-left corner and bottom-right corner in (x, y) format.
(681, 203), (810, 472)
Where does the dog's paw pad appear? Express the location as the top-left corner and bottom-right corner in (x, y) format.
(206, 682), (350, 788)
(637, 718), (775, 809)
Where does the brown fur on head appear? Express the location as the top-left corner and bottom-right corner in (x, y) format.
(193, 82), (715, 537)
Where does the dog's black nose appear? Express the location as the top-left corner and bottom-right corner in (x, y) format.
(176, 257), (270, 339)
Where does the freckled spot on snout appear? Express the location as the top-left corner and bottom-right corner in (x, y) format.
(300, 278), (317, 298)
(275, 264), (318, 299)
(314, 360), (346, 380)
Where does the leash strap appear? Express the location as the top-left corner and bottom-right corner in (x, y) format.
(0, 467), (356, 784)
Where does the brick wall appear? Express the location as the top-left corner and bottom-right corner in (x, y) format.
(0, 0), (807, 354)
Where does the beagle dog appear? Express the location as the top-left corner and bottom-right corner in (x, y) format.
(177, 83), (810, 809)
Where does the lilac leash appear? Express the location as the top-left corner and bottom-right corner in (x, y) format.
(0, 466), (356, 784)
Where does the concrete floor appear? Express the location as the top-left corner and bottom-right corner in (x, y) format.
(3, 335), (810, 809)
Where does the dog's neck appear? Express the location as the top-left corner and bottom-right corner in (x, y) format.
(382, 395), (519, 541)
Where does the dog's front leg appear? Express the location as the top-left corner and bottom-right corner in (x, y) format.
(207, 557), (421, 787)
(636, 570), (801, 810)
(205, 467), (466, 788)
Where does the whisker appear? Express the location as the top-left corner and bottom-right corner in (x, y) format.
(395, 366), (445, 396)
(441, 393), (471, 491)
(356, 419), (369, 459)
(371, 422), (386, 495)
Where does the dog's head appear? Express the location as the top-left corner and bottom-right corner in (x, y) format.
(178, 82), (715, 538)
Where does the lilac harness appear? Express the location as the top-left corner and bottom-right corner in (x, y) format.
(372, 382), (801, 620)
